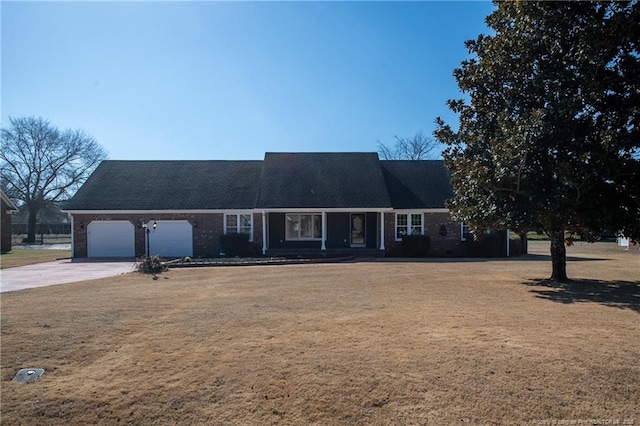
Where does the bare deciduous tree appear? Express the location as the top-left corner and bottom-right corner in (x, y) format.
(1, 116), (107, 242)
(377, 131), (440, 160)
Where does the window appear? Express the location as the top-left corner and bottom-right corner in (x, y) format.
(461, 223), (472, 241)
(286, 213), (322, 240)
(395, 213), (423, 240)
(224, 213), (253, 241)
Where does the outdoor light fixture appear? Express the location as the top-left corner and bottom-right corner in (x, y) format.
(143, 220), (158, 257)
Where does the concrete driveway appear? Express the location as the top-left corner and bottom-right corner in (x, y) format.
(0, 259), (135, 293)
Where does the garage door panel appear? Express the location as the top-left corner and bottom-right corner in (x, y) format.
(148, 220), (193, 257)
(87, 221), (135, 258)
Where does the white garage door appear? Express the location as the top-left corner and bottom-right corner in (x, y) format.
(147, 220), (193, 257)
(87, 221), (135, 258)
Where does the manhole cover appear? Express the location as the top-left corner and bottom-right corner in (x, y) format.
(12, 368), (45, 383)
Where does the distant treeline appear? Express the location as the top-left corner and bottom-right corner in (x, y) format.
(11, 223), (71, 235)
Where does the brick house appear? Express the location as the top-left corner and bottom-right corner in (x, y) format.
(1, 190), (19, 253)
(62, 152), (510, 259)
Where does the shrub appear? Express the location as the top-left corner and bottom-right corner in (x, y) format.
(463, 231), (505, 257)
(220, 233), (251, 257)
(135, 255), (168, 274)
(401, 235), (431, 257)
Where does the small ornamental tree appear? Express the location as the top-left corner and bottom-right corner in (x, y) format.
(435, 1), (640, 281)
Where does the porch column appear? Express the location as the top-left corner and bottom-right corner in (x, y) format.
(262, 210), (267, 255)
(321, 212), (327, 250)
(379, 212), (385, 250)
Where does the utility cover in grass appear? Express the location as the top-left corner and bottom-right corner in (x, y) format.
(12, 368), (45, 383)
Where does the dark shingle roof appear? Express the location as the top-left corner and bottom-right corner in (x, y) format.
(64, 156), (453, 211)
(380, 160), (453, 209)
(256, 153), (392, 209)
(64, 160), (263, 210)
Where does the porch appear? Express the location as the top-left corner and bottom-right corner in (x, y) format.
(261, 211), (388, 254)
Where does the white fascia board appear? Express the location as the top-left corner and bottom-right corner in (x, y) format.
(391, 208), (449, 213)
(61, 209), (236, 214)
(255, 207), (393, 213)
(221, 210), (256, 214)
(62, 207), (397, 214)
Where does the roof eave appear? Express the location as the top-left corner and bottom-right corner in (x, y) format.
(1, 191), (18, 212)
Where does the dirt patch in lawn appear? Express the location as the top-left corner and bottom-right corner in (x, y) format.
(1, 242), (638, 425)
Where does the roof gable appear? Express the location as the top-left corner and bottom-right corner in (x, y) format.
(381, 160), (453, 209)
(256, 152), (392, 209)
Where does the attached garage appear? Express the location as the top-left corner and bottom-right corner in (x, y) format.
(87, 221), (135, 258)
(147, 220), (193, 257)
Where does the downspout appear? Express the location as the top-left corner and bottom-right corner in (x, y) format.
(262, 210), (267, 255)
(379, 212), (385, 250)
(506, 229), (510, 257)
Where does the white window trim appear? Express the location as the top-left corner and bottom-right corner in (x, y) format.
(394, 212), (424, 241)
(285, 213), (323, 241)
(224, 213), (254, 242)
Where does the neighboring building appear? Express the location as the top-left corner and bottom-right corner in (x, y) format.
(62, 152), (511, 259)
(10, 201), (72, 236)
(617, 236), (639, 250)
(1, 190), (19, 253)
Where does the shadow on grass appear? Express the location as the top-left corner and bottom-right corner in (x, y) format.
(523, 278), (640, 313)
(374, 254), (606, 264)
(519, 254), (608, 262)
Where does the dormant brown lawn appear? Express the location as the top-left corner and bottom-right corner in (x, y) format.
(1, 242), (638, 425)
(0, 249), (71, 269)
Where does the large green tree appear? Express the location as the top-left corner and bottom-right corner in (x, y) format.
(1, 116), (107, 243)
(435, 1), (640, 281)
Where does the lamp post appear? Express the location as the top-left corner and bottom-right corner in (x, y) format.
(142, 220), (157, 257)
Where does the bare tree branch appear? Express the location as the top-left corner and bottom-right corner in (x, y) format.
(1, 116), (107, 242)
(377, 131), (440, 160)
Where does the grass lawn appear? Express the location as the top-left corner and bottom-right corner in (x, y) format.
(1, 242), (638, 425)
(0, 249), (71, 269)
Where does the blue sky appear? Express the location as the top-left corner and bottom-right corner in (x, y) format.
(2, 1), (494, 161)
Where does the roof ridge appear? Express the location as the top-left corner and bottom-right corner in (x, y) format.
(264, 152), (379, 155)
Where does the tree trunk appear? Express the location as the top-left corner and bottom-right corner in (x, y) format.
(519, 232), (528, 255)
(26, 206), (39, 243)
(549, 228), (568, 282)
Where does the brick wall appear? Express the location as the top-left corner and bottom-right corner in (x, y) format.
(72, 213), (229, 258)
(383, 212), (398, 254)
(1, 200), (12, 253)
(383, 211), (466, 257)
(72, 210), (506, 258)
(253, 212), (264, 253)
(424, 212), (465, 257)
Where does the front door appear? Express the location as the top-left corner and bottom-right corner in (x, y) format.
(351, 214), (366, 247)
